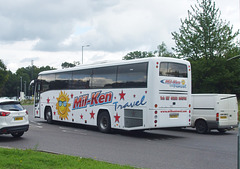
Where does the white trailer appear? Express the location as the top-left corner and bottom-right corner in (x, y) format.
(191, 94), (238, 134)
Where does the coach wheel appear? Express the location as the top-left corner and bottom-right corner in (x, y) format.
(195, 120), (208, 134)
(97, 111), (111, 133)
(46, 108), (53, 124)
(11, 132), (24, 138)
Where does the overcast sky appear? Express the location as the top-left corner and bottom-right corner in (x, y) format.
(0, 0), (239, 72)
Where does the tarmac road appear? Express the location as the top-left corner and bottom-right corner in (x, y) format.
(0, 105), (237, 169)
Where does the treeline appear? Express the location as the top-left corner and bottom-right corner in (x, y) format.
(0, 64), (55, 97)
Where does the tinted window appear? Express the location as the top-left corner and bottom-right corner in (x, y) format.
(55, 72), (72, 89)
(92, 66), (117, 88)
(38, 62), (149, 90)
(40, 74), (56, 92)
(72, 69), (92, 89)
(159, 62), (187, 77)
(117, 63), (148, 88)
(0, 102), (24, 111)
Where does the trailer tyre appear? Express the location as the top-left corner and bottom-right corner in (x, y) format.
(97, 111), (111, 133)
(195, 120), (208, 134)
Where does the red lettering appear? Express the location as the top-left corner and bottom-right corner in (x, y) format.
(105, 92), (112, 102)
(82, 95), (88, 107)
(160, 96), (165, 100)
(73, 97), (82, 109)
(91, 92), (100, 105)
(99, 95), (105, 104)
(171, 97), (178, 100)
(179, 97), (187, 100)
(165, 80), (171, 84)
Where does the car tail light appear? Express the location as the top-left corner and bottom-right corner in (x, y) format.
(0, 112), (10, 116)
(26, 110), (28, 115)
(216, 113), (219, 122)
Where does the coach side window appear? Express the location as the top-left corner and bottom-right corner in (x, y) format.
(91, 66), (117, 88)
(55, 72), (72, 89)
(116, 63), (148, 88)
(72, 69), (92, 89)
(40, 74), (56, 92)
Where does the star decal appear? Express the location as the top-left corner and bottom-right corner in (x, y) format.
(90, 111), (95, 119)
(80, 114), (83, 119)
(47, 97), (50, 103)
(114, 113), (120, 123)
(119, 90), (126, 100)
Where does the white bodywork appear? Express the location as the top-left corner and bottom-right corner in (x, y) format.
(191, 94), (238, 133)
(34, 57), (192, 132)
(0, 98), (29, 137)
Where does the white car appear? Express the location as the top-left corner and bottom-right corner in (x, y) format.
(0, 98), (29, 137)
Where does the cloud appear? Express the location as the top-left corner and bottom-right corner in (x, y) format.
(20, 57), (39, 63)
(0, 0), (238, 73)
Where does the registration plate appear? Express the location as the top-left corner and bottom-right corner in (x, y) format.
(15, 117), (23, 121)
(220, 116), (227, 119)
(170, 114), (179, 118)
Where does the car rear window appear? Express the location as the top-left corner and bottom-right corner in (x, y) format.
(0, 102), (24, 111)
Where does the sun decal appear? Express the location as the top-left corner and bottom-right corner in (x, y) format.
(56, 91), (71, 120)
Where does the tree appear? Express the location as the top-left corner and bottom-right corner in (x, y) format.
(1, 65), (55, 97)
(154, 42), (177, 58)
(172, 0), (240, 96)
(172, 0), (239, 60)
(123, 51), (154, 60)
(0, 59), (8, 95)
(61, 62), (80, 69)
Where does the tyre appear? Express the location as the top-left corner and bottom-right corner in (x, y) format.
(97, 111), (111, 133)
(195, 120), (208, 134)
(46, 108), (53, 124)
(217, 129), (227, 133)
(11, 132), (24, 138)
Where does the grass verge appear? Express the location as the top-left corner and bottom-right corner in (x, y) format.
(20, 99), (34, 105)
(0, 147), (136, 169)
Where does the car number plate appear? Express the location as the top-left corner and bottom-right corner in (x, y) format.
(170, 113), (179, 118)
(220, 116), (227, 119)
(15, 117), (23, 121)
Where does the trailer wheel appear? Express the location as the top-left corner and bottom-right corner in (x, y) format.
(195, 120), (208, 134)
(97, 111), (111, 133)
(45, 107), (53, 124)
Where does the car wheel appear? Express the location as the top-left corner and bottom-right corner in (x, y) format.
(11, 132), (24, 138)
(195, 120), (208, 134)
(46, 108), (53, 124)
(97, 111), (111, 133)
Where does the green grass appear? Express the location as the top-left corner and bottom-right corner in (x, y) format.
(20, 99), (34, 105)
(0, 148), (136, 169)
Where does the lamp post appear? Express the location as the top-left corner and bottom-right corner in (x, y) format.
(82, 45), (90, 64)
(20, 76), (22, 92)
